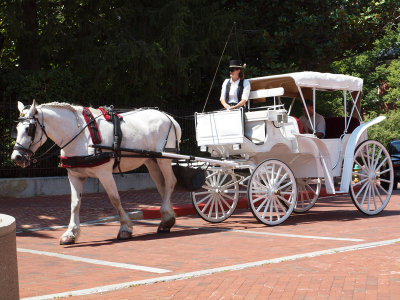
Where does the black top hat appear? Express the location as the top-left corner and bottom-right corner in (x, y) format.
(229, 59), (244, 68)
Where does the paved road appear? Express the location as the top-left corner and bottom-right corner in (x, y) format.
(2, 188), (400, 299)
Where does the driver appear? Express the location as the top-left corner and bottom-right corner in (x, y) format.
(299, 99), (326, 138)
(220, 60), (251, 110)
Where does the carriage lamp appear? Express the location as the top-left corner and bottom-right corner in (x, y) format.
(232, 144), (241, 151)
(200, 146), (207, 152)
(353, 164), (360, 183)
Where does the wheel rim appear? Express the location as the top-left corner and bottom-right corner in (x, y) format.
(247, 159), (297, 225)
(294, 178), (321, 213)
(191, 168), (239, 222)
(350, 140), (393, 215)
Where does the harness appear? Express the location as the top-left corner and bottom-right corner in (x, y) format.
(13, 107), (103, 165)
(14, 106), (180, 173)
(225, 79), (244, 105)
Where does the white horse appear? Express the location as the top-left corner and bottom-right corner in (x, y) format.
(11, 100), (181, 245)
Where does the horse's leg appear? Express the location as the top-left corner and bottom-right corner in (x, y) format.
(144, 159), (165, 198)
(155, 158), (177, 233)
(60, 174), (86, 245)
(97, 172), (132, 240)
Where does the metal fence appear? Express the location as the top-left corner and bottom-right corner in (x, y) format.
(0, 97), (202, 178)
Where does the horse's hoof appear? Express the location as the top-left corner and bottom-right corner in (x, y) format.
(157, 218), (175, 233)
(60, 236), (75, 245)
(117, 231), (132, 240)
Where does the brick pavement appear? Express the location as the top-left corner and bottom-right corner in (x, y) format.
(0, 188), (192, 230)
(3, 187), (400, 299)
(80, 243), (400, 299)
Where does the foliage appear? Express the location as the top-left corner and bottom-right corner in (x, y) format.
(1, 0), (400, 177)
(332, 25), (400, 114)
(234, 0), (400, 74)
(366, 110), (400, 146)
(0, 0), (399, 108)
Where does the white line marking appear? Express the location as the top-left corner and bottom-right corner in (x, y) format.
(137, 220), (364, 242)
(218, 229), (364, 241)
(17, 248), (171, 274)
(21, 237), (400, 300)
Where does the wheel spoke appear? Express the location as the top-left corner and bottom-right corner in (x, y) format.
(276, 194), (291, 207)
(373, 183), (385, 205)
(219, 194), (234, 209)
(217, 195), (227, 217)
(275, 172), (289, 187)
(352, 177), (369, 187)
(276, 180), (292, 192)
(256, 197), (269, 213)
(371, 183), (377, 210)
(375, 157), (388, 172)
(360, 184), (370, 207)
(261, 197), (272, 218)
(377, 168), (391, 176)
(195, 193), (212, 205)
(274, 200), (281, 220)
(373, 148), (383, 170)
(201, 196), (214, 213)
(352, 171), (368, 178)
(354, 179), (369, 198)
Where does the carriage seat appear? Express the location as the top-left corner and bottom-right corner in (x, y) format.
(324, 117), (360, 139)
(244, 111), (269, 144)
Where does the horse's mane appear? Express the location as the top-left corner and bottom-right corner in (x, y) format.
(39, 102), (81, 113)
(38, 102), (157, 115)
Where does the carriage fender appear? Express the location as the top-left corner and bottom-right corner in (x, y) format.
(295, 134), (335, 194)
(339, 116), (386, 193)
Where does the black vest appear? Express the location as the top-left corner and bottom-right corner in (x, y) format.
(225, 79), (244, 104)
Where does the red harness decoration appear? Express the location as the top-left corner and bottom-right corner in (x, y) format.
(98, 107), (123, 121)
(82, 107), (102, 144)
(60, 107), (124, 169)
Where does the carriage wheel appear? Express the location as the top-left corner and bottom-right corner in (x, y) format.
(191, 168), (239, 223)
(350, 140), (394, 215)
(294, 178), (321, 213)
(247, 159), (297, 226)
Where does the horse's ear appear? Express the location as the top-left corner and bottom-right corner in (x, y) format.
(17, 101), (25, 113)
(26, 99), (38, 117)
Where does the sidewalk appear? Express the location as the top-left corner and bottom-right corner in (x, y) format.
(0, 189), (195, 231)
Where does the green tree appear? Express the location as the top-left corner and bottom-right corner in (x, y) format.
(1, 0), (399, 107)
(332, 25), (400, 114)
(367, 109), (400, 146)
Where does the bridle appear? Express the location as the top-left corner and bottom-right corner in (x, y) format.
(13, 109), (49, 162)
(13, 106), (102, 164)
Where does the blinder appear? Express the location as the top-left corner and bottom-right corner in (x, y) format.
(16, 117), (37, 138)
(27, 120), (36, 137)
(12, 116), (42, 159)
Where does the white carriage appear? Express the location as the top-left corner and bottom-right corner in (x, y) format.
(191, 71), (394, 225)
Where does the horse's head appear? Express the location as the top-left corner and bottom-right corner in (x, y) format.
(11, 100), (48, 168)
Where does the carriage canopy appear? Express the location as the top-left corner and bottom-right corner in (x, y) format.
(249, 71), (363, 100)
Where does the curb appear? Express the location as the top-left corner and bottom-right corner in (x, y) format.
(135, 189), (342, 221)
(141, 197), (250, 220)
